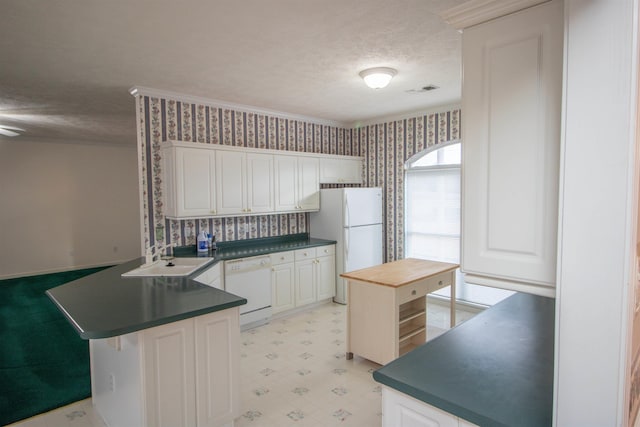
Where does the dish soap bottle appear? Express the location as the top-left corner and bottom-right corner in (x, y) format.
(197, 231), (208, 254)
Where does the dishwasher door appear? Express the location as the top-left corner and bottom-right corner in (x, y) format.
(225, 255), (272, 327)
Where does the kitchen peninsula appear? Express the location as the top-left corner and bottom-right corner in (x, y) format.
(47, 257), (246, 427)
(46, 233), (335, 427)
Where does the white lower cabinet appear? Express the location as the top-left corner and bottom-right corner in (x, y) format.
(142, 318), (197, 427)
(316, 249), (336, 301)
(382, 387), (478, 427)
(192, 262), (224, 290)
(143, 309), (240, 427)
(294, 256), (317, 307)
(269, 245), (336, 313)
(294, 245), (336, 307)
(270, 252), (296, 313)
(91, 308), (240, 427)
(194, 310), (240, 427)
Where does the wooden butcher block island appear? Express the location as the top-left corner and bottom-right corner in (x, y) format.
(341, 258), (458, 365)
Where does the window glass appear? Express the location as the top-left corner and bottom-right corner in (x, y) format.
(405, 142), (512, 306)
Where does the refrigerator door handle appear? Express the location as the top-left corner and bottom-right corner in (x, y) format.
(344, 197), (350, 228)
(345, 228), (349, 260)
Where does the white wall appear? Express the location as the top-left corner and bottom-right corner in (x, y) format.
(555, 0), (638, 425)
(0, 139), (140, 279)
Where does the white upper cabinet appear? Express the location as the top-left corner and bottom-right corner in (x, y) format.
(161, 141), (356, 218)
(274, 155), (320, 212)
(162, 145), (217, 218)
(215, 150), (274, 216)
(246, 153), (275, 213)
(273, 155), (298, 211)
(319, 157), (362, 184)
(215, 150), (246, 216)
(460, 0), (563, 296)
(297, 156), (320, 211)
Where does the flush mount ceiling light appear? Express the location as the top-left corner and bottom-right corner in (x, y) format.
(359, 67), (397, 89)
(0, 125), (25, 137)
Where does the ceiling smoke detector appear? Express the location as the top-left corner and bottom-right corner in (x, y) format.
(406, 85), (440, 94)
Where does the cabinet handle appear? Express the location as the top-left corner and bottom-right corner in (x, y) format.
(211, 210), (217, 214)
(438, 280), (443, 286)
(272, 268), (275, 271)
(412, 290), (417, 296)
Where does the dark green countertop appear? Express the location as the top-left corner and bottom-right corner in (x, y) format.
(175, 233), (336, 261)
(46, 257), (247, 340)
(373, 292), (554, 427)
(47, 233), (335, 340)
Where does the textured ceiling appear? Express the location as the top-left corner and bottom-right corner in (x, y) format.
(0, 0), (465, 145)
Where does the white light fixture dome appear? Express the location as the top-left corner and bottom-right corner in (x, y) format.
(359, 67), (397, 89)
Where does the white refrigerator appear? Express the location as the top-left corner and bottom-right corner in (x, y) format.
(310, 187), (383, 304)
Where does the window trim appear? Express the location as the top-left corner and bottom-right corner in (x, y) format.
(404, 139), (461, 170)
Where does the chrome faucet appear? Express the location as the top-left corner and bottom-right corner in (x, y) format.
(144, 243), (176, 265)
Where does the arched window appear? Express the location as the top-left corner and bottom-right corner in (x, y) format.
(405, 141), (461, 264)
(405, 141), (511, 306)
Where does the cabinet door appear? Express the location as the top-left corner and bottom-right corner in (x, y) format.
(316, 254), (336, 301)
(247, 153), (274, 213)
(297, 157), (320, 211)
(272, 262), (295, 313)
(460, 0), (562, 295)
(382, 387), (458, 427)
(194, 308), (240, 427)
(295, 258), (316, 307)
(142, 319), (196, 427)
(274, 155), (298, 211)
(192, 263), (223, 289)
(165, 147), (217, 218)
(319, 158), (363, 184)
(215, 150), (246, 215)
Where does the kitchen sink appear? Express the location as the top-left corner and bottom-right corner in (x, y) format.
(122, 257), (214, 277)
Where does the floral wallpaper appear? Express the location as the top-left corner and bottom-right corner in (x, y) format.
(357, 110), (461, 261)
(134, 92), (460, 261)
(135, 95), (356, 251)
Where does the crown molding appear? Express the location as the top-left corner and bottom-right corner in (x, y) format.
(350, 102), (461, 128)
(439, 0), (550, 30)
(129, 86), (349, 129)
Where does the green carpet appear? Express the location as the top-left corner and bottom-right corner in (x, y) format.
(0, 266), (109, 426)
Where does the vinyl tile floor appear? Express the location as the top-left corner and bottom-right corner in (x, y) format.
(8, 301), (478, 427)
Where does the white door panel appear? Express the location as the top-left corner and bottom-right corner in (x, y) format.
(344, 188), (382, 227)
(344, 224), (383, 272)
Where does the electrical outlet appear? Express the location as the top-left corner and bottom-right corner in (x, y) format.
(108, 373), (115, 392)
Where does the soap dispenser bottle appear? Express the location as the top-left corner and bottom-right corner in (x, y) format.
(197, 231), (208, 253)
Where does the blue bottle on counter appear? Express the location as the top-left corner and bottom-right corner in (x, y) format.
(197, 231), (208, 253)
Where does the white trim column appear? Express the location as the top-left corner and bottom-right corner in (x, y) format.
(555, 0), (639, 425)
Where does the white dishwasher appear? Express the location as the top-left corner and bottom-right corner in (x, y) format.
(225, 255), (272, 328)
